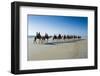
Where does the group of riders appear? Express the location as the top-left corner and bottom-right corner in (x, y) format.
(34, 32), (81, 44)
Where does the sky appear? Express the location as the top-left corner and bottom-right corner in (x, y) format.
(28, 15), (88, 36)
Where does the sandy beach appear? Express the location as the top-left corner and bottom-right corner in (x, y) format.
(27, 37), (88, 61)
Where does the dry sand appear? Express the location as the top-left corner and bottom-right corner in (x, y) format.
(27, 37), (88, 61)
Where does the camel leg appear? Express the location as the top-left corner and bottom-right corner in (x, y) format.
(33, 37), (36, 44)
(46, 39), (48, 43)
(41, 39), (43, 44)
(39, 39), (42, 44)
(39, 39), (40, 44)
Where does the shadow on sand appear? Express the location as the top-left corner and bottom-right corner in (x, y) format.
(44, 39), (85, 45)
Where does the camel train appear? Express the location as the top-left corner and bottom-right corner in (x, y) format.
(34, 32), (81, 44)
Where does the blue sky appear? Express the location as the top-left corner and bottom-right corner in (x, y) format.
(28, 15), (88, 36)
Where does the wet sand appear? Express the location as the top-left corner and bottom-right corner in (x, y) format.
(27, 37), (88, 61)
